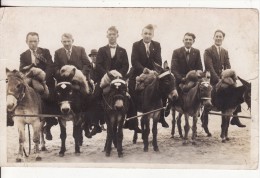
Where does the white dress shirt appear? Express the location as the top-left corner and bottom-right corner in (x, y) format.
(109, 44), (117, 58)
(65, 47), (73, 59)
(143, 41), (151, 57)
(215, 45), (221, 56)
(30, 49), (37, 64)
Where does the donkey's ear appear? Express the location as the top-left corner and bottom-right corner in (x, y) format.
(163, 61), (169, 70)
(238, 76), (250, 88)
(6, 68), (10, 74)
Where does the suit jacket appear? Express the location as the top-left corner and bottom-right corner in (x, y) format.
(204, 45), (231, 85)
(130, 39), (162, 80)
(54, 45), (91, 77)
(96, 45), (129, 82)
(171, 47), (203, 84)
(19, 47), (54, 82)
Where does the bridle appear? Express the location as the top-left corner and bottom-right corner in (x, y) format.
(158, 70), (173, 79)
(6, 77), (26, 106)
(199, 81), (212, 100)
(55, 81), (73, 105)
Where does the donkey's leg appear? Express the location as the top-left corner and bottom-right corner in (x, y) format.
(220, 115), (228, 143)
(225, 116), (231, 141)
(191, 115), (198, 145)
(58, 118), (67, 156)
(183, 114), (190, 145)
(133, 130), (138, 144)
(142, 115), (150, 152)
(40, 119), (46, 151)
(152, 113), (160, 152)
(73, 123), (81, 155)
(171, 109), (176, 138)
(16, 121), (25, 162)
(117, 115), (124, 157)
(201, 110), (212, 137)
(112, 121), (118, 149)
(177, 113), (183, 138)
(32, 120), (42, 161)
(105, 116), (114, 157)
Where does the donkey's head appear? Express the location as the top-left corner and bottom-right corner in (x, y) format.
(238, 76), (251, 110)
(6, 68), (26, 112)
(198, 71), (213, 110)
(154, 61), (178, 101)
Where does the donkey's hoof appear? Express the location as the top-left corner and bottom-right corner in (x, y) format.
(75, 152), (80, 156)
(182, 140), (188, 145)
(207, 133), (212, 137)
(59, 152), (65, 157)
(36, 156), (42, 161)
(222, 139), (226, 143)
(106, 152), (111, 157)
(192, 141), (197, 145)
(153, 147), (159, 152)
(171, 135), (174, 139)
(118, 152), (124, 158)
(41, 146), (47, 151)
(133, 140), (137, 144)
(16, 158), (22, 162)
(180, 135), (184, 139)
(143, 147), (148, 152)
(226, 137), (230, 141)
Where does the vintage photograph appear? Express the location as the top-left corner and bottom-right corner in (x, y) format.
(0, 7), (258, 169)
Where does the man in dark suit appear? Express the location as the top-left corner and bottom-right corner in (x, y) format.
(19, 32), (58, 140)
(88, 26), (130, 136)
(53, 33), (92, 79)
(126, 24), (168, 130)
(204, 29), (245, 127)
(171, 32), (203, 85)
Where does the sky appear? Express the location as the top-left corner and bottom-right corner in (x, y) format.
(0, 7), (258, 80)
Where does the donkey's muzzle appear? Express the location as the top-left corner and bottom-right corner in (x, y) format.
(168, 89), (178, 101)
(203, 100), (213, 110)
(114, 99), (124, 110)
(6, 95), (17, 112)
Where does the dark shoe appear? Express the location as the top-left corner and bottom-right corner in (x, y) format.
(84, 128), (92, 138)
(160, 119), (169, 128)
(230, 117), (246, 128)
(89, 125), (102, 137)
(43, 126), (53, 140)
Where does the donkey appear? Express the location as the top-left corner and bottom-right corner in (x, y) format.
(201, 76), (251, 142)
(6, 69), (45, 162)
(135, 63), (178, 152)
(54, 69), (90, 157)
(171, 71), (213, 145)
(101, 71), (130, 157)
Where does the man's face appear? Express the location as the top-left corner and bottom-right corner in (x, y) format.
(90, 55), (97, 63)
(26, 35), (39, 50)
(107, 30), (118, 45)
(214, 32), (224, 46)
(61, 36), (74, 50)
(183, 35), (194, 49)
(142, 28), (154, 43)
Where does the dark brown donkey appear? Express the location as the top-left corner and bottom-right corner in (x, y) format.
(136, 63), (178, 152)
(101, 72), (130, 157)
(171, 71), (213, 145)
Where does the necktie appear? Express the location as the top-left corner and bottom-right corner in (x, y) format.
(33, 50), (39, 64)
(186, 50), (190, 64)
(66, 50), (71, 60)
(146, 44), (150, 58)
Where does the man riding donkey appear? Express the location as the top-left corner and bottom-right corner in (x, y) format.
(18, 32), (58, 141)
(204, 29), (246, 128)
(90, 26), (139, 136)
(124, 24), (170, 132)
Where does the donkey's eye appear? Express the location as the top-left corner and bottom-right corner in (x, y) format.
(17, 84), (21, 88)
(69, 91), (73, 95)
(57, 92), (61, 96)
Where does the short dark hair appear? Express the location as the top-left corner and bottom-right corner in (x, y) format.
(184, 32), (196, 40)
(26, 32), (39, 41)
(107, 26), (118, 34)
(143, 24), (154, 31)
(214, 29), (225, 38)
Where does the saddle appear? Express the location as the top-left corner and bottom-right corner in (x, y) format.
(23, 65), (49, 98)
(135, 68), (158, 91)
(215, 69), (237, 92)
(179, 70), (203, 93)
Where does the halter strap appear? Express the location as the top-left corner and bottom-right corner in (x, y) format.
(201, 97), (211, 100)
(56, 81), (72, 86)
(111, 78), (126, 85)
(158, 71), (172, 79)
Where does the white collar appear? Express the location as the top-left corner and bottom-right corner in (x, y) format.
(29, 48), (38, 53)
(214, 44), (221, 49)
(143, 40), (151, 46)
(109, 44), (117, 48)
(64, 46), (73, 52)
(184, 47), (191, 52)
